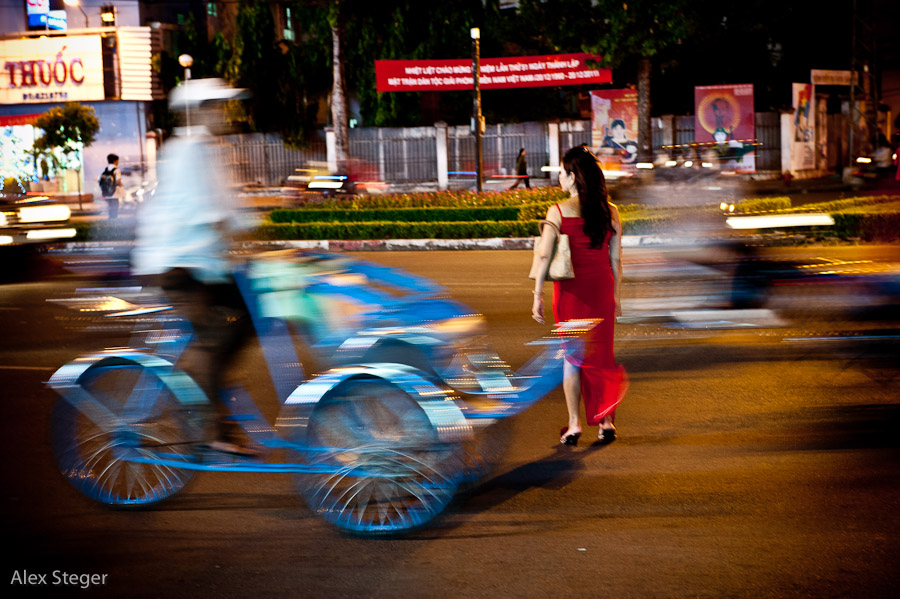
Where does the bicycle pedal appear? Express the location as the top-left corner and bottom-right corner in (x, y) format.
(199, 440), (264, 462)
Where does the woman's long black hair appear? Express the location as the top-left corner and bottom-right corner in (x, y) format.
(562, 145), (613, 248)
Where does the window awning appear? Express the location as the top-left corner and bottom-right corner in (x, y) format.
(0, 114), (41, 127)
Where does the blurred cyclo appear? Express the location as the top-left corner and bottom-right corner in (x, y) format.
(46, 80), (594, 533)
(48, 243), (593, 534)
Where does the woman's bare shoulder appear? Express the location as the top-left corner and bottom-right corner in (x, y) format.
(544, 203), (563, 225)
(608, 201), (621, 219)
(557, 197), (581, 218)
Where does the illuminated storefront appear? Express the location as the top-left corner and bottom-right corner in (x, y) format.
(1, 5), (163, 198)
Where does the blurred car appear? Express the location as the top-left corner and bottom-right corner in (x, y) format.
(122, 180), (157, 207)
(0, 193), (76, 246)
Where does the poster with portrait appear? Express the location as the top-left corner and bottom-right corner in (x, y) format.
(591, 89), (638, 172)
(694, 84), (756, 172)
(791, 83), (816, 171)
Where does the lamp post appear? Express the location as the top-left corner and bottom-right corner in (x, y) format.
(63, 0), (89, 28)
(471, 27), (483, 193)
(178, 54), (193, 134)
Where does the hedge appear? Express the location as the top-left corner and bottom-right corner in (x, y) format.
(786, 195), (900, 214)
(256, 220), (538, 240)
(831, 212), (900, 241)
(73, 221), (135, 242)
(70, 195), (900, 242)
(270, 206), (522, 223)
(310, 187), (567, 209)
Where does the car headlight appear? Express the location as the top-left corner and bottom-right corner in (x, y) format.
(18, 204), (71, 223)
(0, 212), (8, 226)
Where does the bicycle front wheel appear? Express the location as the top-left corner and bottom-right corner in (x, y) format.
(52, 361), (199, 507)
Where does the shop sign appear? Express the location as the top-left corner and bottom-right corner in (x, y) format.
(810, 69), (855, 86)
(26, 0), (67, 30)
(1, 36), (103, 104)
(375, 53), (611, 92)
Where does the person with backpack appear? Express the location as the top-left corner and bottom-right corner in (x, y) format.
(98, 154), (121, 219)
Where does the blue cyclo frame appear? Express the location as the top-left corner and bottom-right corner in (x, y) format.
(48, 250), (588, 535)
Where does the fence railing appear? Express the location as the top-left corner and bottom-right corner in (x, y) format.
(222, 133), (327, 186)
(220, 114), (784, 186)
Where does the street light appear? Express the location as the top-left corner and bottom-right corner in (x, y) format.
(99, 4), (116, 26)
(63, 0), (89, 28)
(471, 27), (483, 193)
(178, 54), (193, 134)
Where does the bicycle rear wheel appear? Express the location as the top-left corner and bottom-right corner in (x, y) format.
(299, 377), (460, 535)
(52, 362), (199, 507)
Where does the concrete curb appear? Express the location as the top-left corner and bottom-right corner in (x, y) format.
(48, 235), (709, 253)
(252, 236), (706, 251)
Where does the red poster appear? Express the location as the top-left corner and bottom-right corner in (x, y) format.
(694, 84), (756, 172)
(591, 89), (639, 167)
(375, 54), (611, 92)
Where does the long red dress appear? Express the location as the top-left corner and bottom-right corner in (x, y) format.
(551, 205), (628, 426)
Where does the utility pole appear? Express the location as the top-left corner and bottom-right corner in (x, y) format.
(849, 0), (878, 167)
(471, 27), (483, 192)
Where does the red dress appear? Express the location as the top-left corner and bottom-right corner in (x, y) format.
(551, 205), (628, 426)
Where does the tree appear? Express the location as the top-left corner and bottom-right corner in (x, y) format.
(585, 0), (694, 162)
(33, 103), (100, 208)
(328, 1), (350, 169)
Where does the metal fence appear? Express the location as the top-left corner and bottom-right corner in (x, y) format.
(753, 112), (781, 172)
(221, 133), (327, 186)
(664, 113), (781, 172)
(449, 122), (550, 181)
(220, 112), (783, 186)
(559, 120), (593, 155)
(349, 126), (437, 182)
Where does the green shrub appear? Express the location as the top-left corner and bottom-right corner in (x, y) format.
(732, 197), (792, 213)
(312, 187), (567, 209)
(256, 220), (537, 240)
(73, 221), (135, 242)
(831, 211), (900, 241)
(794, 195), (900, 214)
(270, 206), (522, 223)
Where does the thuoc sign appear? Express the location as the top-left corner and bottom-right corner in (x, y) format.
(375, 53), (611, 92)
(1, 36), (104, 104)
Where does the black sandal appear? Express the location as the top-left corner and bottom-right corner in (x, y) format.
(560, 427), (582, 446)
(597, 426), (617, 445)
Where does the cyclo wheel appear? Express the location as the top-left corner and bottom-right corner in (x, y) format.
(52, 360), (199, 507)
(299, 377), (461, 535)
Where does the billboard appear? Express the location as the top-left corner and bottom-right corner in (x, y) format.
(375, 53), (611, 92)
(694, 83), (756, 172)
(1, 36), (104, 104)
(590, 89), (638, 173)
(791, 83), (816, 171)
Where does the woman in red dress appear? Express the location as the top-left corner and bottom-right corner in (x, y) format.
(531, 146), (627, 445)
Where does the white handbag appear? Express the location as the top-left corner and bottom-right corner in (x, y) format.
(528, 219), (574, 281)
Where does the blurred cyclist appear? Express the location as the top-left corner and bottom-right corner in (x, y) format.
(131, 79), (257, 456)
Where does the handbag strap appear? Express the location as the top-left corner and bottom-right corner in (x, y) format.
(538, 219), (560, 236)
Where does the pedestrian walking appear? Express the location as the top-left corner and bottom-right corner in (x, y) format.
(509, 148), (530, 189)
(531, 145), (628, 446)
(98, 154), (121, 219)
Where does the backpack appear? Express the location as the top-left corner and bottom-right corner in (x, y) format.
(99, 167), (116, 197)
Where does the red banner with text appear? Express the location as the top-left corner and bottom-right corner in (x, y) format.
(375, 53), (611, 92)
